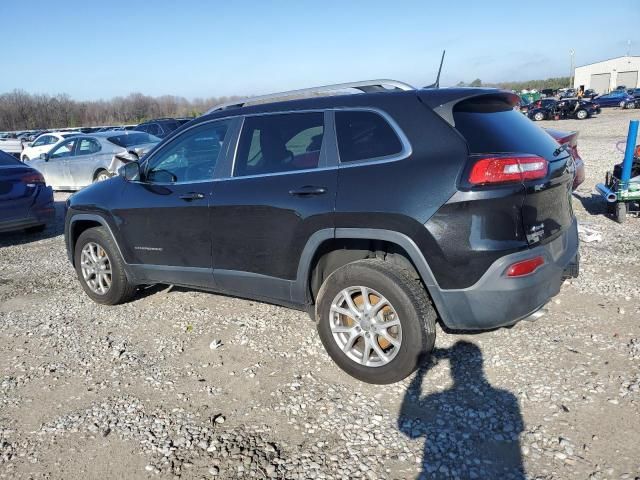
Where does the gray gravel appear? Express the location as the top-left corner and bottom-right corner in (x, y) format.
(1, 108), (639, 479)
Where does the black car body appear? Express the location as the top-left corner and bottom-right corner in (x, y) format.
(65, 85), (579, 383)
(134, 118), (182, 138)
(0, 150), (54, 233)
(528, 98), (599, 121)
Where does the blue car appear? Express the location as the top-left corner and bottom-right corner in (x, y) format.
(0, 150), (54, 233)
(592, 91), (637, 109)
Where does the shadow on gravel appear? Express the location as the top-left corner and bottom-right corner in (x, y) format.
(0, 200), (65, 247)
(398, 341), (525, 480)
(574, 192), (607, 217)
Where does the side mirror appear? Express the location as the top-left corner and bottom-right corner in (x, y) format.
(119, 161), (140, 181)
(26, 142), (33, 147)
(39, 152), (49, 162)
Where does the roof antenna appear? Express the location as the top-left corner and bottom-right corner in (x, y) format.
(425, 50), (446, 88)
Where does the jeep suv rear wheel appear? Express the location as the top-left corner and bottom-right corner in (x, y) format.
(316, 259), (436, 384)
(74, 227), (136, 305)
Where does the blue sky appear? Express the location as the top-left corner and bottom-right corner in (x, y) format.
(1, 0), (638, 100)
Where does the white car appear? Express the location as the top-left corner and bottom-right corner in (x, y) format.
(21, 132), (82, 162)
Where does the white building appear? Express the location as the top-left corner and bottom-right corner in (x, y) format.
(573, 56), (640, 94)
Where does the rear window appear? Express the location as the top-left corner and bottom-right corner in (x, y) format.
(335, 111), (403, 163)
(453, 98), (560, 158)
(0, 151), (20, 166)
(108, 132), (161, 148)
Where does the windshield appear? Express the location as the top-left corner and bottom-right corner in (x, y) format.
(107, 132), (161, 148)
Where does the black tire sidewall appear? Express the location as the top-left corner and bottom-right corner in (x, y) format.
(316, 260), (435, 384)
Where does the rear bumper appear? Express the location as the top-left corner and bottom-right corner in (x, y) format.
(432, 218), (578, 330)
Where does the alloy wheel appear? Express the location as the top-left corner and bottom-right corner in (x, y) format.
(80, 242), (112, 294)
(329, 286), (402, 367)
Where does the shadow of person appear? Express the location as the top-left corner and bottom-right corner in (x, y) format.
(398, 341), (525, 480)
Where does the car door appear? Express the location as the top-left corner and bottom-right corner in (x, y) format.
(68, 137), (102, 187)
(37, 137), (77, 188)
(209, 111), (337, 303)
(112, 118), (236, 287)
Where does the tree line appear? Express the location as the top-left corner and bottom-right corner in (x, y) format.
(456, 77), (571, 91)
(0, 90), (240, 131)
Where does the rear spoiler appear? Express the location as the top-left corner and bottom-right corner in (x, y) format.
(418, 89), (520, 126)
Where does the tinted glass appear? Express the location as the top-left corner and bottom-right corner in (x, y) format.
(453, 98), (560, 159)
(145, 124), (161, 136)
(234, 112), (324, 177)
(77, 138), (101, 155)
(108, 132), (160, 148)
(146, 120), (230, 183)
(335, 111), (403, 163)
(0, 151), (20, 165)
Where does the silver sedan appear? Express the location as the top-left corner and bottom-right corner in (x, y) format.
(28, 131), (160, 190)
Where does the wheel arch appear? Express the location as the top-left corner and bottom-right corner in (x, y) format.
(295, 228), (451, 325)
(67, 214), (124, 268)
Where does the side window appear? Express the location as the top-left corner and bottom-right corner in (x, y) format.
(335, 111), (403, 163)
(49, 138), (78, 159)
(146, 124), (161, 136)
(48, 136), (59, 145)
(32, 136), (47, 147)
(146, 120), (230, 183)
(76, 138), (101, 156)
(234, 112), (324, 177)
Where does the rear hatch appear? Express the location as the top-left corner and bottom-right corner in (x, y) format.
(451, 94), (575, 246)
(0, 155), (38, 222)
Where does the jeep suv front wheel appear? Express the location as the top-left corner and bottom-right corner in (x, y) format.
(74, 227), (137, 305)
(316, 259), (436, 384)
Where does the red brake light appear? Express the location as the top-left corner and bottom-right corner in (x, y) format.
(468, 155), (548, 185)
(506, 256), (545, 277)
(21, 172), (45, 186)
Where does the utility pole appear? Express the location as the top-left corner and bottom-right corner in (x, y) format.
(569, 49), (575, 88)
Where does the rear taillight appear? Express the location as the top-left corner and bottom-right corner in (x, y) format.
(468, 155), (548, 185)
(21, 172), (45, 186)
(506, 256), (545, 277)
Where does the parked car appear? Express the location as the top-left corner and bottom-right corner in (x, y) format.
(545, 128), (584, 190)
(628, 88), (640, 100)
(0, 149), (54, 233)
(31, 131), (160, 190)
(528, 98), (599, 121)
(583, 89), (598, 99)
(540, 88), (556, 98)
(135, 118), (182, 138)
(64, 81), (579, 384)
(558, 88), (576, 99)
(21, 131), (82, 162)
(592, 91), (636, 109)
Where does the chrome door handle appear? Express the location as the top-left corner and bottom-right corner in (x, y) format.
(289, 186), (327, 196)
(179, 192), (205, 201)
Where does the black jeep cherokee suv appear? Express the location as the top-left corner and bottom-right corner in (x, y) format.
(65, 83), (579, 384)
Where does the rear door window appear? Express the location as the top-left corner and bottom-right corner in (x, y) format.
(234, 112), (324, 177)
(335, 110), (403, 163)
(77, 138), (101, 155)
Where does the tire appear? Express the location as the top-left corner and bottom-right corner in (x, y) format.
(315, 259), (436, 384)
(94, 170), (111, 183)
(533, 112), (545, 121)
(615, 202), (627, 224)
(576, 109), (588, 120)
(74, 226), (136, 305)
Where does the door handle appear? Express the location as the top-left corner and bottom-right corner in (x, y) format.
(288, 186), (327, 196)
(179, 192), (205, 201)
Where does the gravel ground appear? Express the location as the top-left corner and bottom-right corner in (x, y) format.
(1, 108), (639, 479)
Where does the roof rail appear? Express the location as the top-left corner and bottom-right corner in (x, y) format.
(205, 79), (415, 114)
